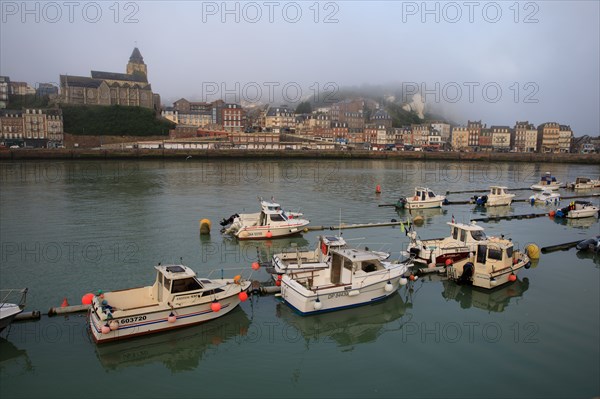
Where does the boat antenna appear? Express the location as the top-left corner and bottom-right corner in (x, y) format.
(339, 208), (342, 237)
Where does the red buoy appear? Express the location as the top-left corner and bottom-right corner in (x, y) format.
(409, 274), (415, 281)
(508, 274), (517, 282)
(251, 262), (260, 271)
(375, 185), (381, 194)
(266, 231), (273, 238)
(549, 210), (556, 217)
(61, 298), (69, 308)
(276, 280), (281, 287)
(211, 301), (221, 312)
(239, 291), (248, 302)
(81, 293), (94, 305)
(445, 259), (453, 266)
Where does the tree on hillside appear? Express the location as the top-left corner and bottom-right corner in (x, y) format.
(295, 101), (312, 114)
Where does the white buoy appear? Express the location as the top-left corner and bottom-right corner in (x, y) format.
(314, 299), (323, 310)
(399, 277), (408, 286)
(384, 281), (393, 292)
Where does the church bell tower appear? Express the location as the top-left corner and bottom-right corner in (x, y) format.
(127, 47), (148, 81)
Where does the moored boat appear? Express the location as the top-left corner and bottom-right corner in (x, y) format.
(397, 187), (446, 209)
(0, 289), (27, 332)
(567, 177), (597, 190)
(221, 199), (310, 240)
(88, 264), (251, 343)
(473, 186), (515, 207)
(446, 238), (530, 289)
(406, 221), (488, 266)
(531, 172), (561, 191)
(279, 248), (409, 315)
(555, 201), (600, 219)
(269, 235), (390, 279)
(529, 189), (560, 205)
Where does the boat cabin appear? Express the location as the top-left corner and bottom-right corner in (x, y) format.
(413, 187), (439, 201)
(328, 249), (387, 285)
(448, 222), (487, 244)
(152, 265), (213, 303)
(538, 172), (558, 185)
(489, 186), (510, 196)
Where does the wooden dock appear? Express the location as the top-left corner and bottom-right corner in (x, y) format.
(306, 220), (411, 231)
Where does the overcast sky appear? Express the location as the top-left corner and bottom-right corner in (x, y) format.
(1, 1), (598, 135)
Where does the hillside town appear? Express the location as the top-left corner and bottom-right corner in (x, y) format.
(1, 48), (598, 153)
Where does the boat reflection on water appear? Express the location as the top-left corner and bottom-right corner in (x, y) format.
(0, 338), (33, 376)
(472, 204), (513, 219)
(275, 291), (412, 350)
(396, 207), (446, 226)
(95, 307), (250, 372)
(551, 215), (599, 229)
(576, 250), (600, 267)
(219, 235), (311, 262)
(441, 277), (530, 312)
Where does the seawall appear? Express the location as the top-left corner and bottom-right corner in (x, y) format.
(1, 149), (599, 164)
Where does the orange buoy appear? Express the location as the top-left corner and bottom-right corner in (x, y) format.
(81, 293), (94, 305)
(375, 185), (381, 194)
(266, 231), (273, 238)
(251, 262), (260, 271)
(211, 301), (221, 312)
(239, 291), (248, 302)
(61, 298), (69, 308)
(409, 274), (415, 281)
(549, 210), (556, 217)
(508, 274), (517, 282)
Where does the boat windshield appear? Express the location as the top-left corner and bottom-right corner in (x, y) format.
(428, 191), (436, 198)
(471, 230), (487, 241)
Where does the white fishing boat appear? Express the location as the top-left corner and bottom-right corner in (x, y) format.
(530, 172), (562, 191)
(0, 289), (27, 332)
(221, 199), (310, 240)
(529, 189), (561, 205)
(567, 177), (599, 190)
(397, 187), (446, 209)
(88, 264), (251, 343)
(555, 201), (600, 219)
(446, 237), (530, 289)
(473, 186), (515, 207)
(269, 235), (390, 279)
(279, 248), (409, 315)
(406, 221), (490, 266)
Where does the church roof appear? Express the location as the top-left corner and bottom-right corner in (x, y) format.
(91, 70), (147, 83)
(60, 75), (102, 88)
(129, 47), (144, 63)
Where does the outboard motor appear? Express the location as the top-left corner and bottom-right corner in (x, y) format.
(220, 213), (239, 226)
(457, 262), (474, 285)
(475, 195), (488, 206)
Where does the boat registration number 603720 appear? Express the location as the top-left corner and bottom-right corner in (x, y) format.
(119, 315), (147, 324)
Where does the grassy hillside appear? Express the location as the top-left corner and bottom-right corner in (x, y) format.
(62, 105), (174, 136)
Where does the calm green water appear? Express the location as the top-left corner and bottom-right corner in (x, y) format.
(1, 159), (599, 398)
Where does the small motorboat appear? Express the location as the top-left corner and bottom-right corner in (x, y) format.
(269, 235), (390, 279)
(473, 186), (515, 207)
(529, 189), (561, 205)
(0, 289), (27, 332)
(279, 248), (410, 315)
(531, 172), (561, 191)
(88, 264), (251, 343)
(555, 201), (600, 219)
(446, 238), (530, 289)
(405, 221), (488, 266)
(567, 177), (597, 190)
(576, 236), (600, 253)
(397, 187), (446, 209)
(221, 199), (310, 240)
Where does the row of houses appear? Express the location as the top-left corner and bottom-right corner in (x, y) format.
(0, 108), (64, 147)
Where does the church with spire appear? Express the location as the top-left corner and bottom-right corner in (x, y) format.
(59, 47), (158, 110)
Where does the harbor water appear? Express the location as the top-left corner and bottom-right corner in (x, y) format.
(1, 159), (599, 398)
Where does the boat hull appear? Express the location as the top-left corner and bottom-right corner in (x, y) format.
(531, 184), (560, 191)
(0, 304), (24, 332)
(280, 275), (404, 315)
(485, 197), (514, 207)
(236, 223), (308, 240)
(405, 198), (444, 209)
(89, 284), (249, 343)
(566, 209), (600, 219)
